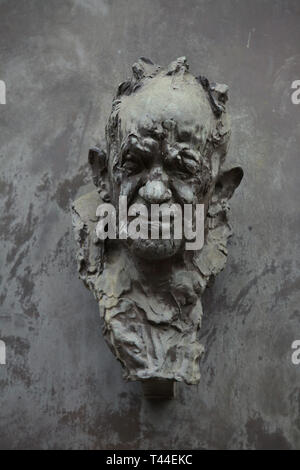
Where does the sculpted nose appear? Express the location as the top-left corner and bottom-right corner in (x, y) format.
(139, 180), (172, 203)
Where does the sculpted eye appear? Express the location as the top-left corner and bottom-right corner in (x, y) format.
(122, 154), (142, 175)
(165, 155), (198, 178)
(181, 157), (198, 175)
(179, 149), (200, 175)
(164, 149), (199, 178)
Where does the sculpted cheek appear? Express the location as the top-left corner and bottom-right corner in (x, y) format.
(171, 178), (195, 204)
(120, 175), (144, 205)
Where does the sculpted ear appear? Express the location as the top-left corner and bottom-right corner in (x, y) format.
(88, 146), (110, 202)
(214, 166), (243, 201)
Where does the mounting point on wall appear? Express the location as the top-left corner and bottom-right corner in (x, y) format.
(142, 380), (176, 400)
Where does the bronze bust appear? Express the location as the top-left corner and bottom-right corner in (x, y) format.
(72, 57), (243, 398)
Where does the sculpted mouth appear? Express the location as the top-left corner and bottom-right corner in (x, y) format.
(126, 237), (183, 260)
(127, 201), (181, 233)
(127, 213), (177, 237)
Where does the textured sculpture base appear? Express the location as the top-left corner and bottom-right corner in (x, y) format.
(142, 380), (176, 400)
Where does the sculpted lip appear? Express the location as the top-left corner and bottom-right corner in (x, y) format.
(127, 217), (176, 234)
(96, 196), (204, 249)
(127, 206), (178, 232)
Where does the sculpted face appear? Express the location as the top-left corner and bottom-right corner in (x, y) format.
(107, 74), (217, 259)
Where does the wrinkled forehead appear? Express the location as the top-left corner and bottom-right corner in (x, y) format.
(117, 75), (214, 150)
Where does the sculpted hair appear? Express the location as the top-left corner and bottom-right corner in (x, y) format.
(105, 56), (231, 164)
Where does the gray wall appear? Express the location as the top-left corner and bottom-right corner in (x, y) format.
(0, 0), (299, 450)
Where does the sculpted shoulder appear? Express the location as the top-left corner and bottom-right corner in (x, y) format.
(72, 190), (104, 281)
(72, 190), (102, 225)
